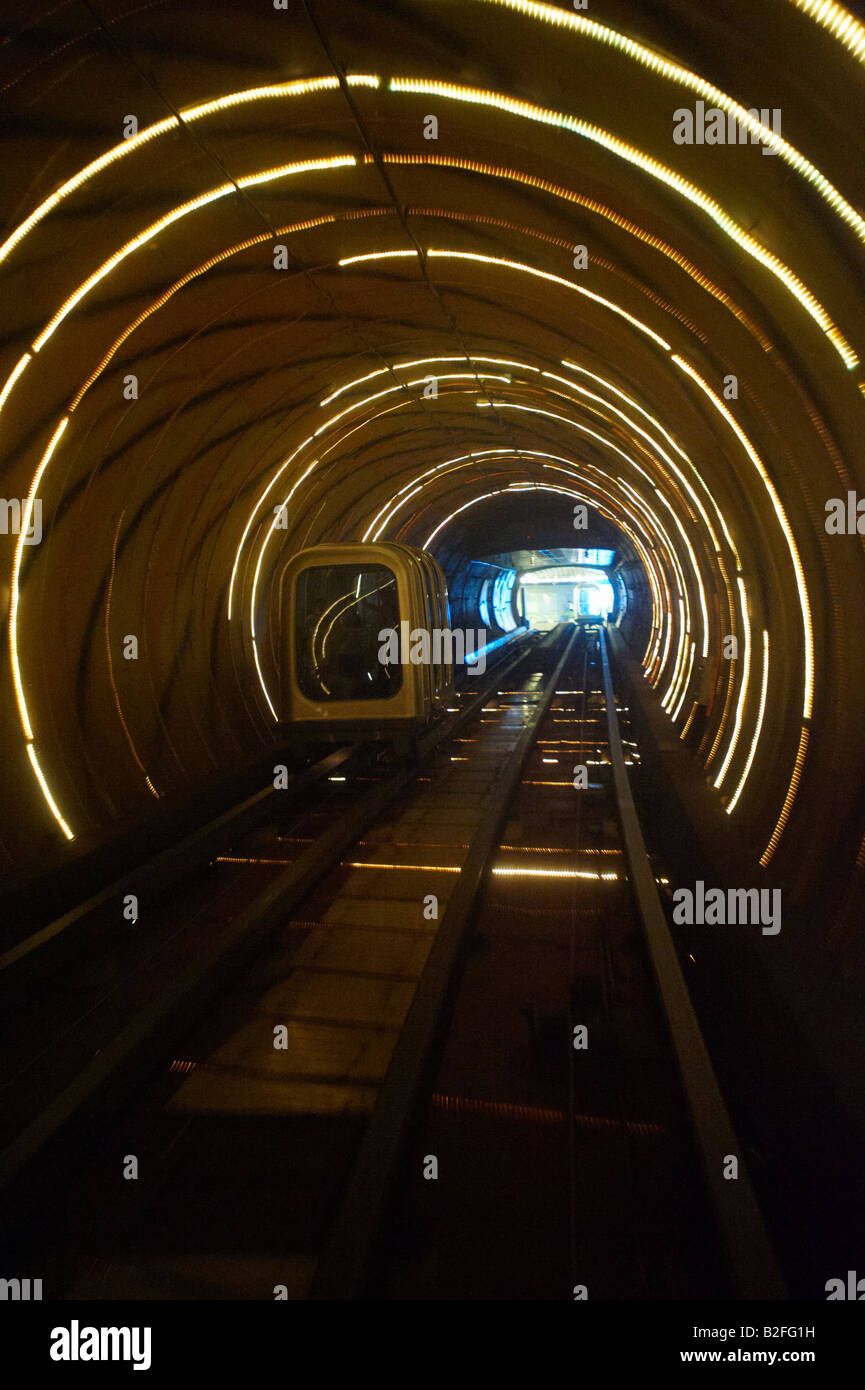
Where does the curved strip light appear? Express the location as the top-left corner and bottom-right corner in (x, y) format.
(383, 153), (776, 354)
(10, 418), (74, 839)
(425, 249), (672, 350)
(727, 631), (770, 814)
(389, 78), (858, 368)
(0, 75), (380, 266)
(31, 157), (356, 354)
(5, 168), (803, 859)
(478, 0), (865, 243)
(394, 462), (669, 670)
(713, 575), (753, 790)
(672, 356), (814, 723)
(791, 0), (865, 62)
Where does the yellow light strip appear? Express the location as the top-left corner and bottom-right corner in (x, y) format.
(477, 400), (663, 474)
(182, 73), (377, 121)
(655, 608), (674, 692)
(680, 702), (699, 741)
(9, 416), (79, 839)
(703, 551), (740, 769)
(478, 1), (865, 244)
(252, 637), (279, 721)
(714, 576), (752, 790)
(366, 448), (533, 541)
(0, 75), (379, 266)
(421, 481), (656, 603)
(26, 745), (74, 841)
(654, 487), (709, 658)
(313, 372), (510, 436)
(369, 448), (664, 651)
(9, 417), (68, 743)
(33, 211), (394, 637)
(243, 858), (624, 880)
(31, 158), (356, 353)
(382, 152), (774, 353)
(543, 369), (687, 482)
(673, 355), (814, 722)
(560, 358), (736, 564)
(390, 79), (858, 367)
(321, 354), (539, 406)
(493, 866), (620, 880)
(248, 456), (319, 636)
(614, 477), (682, 682)
(662, 598), (688, 709)
(241, 364), (509, 628)
(760, 726), (809, 865)
(562, 360), (689, 462)
(671, 640), (696, 723)
(425, 249), (671, 350)
(791, 0), (865, 62)
(0, 116), (179, 266)
(68, 210), (394, 413)
(370, 446), (651, 547)
(727, 630), (770, 814)
(338, 249), (418, 266)
(0, 352), (32, 415)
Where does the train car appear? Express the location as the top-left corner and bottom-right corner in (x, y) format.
(279, 541), (454, 744)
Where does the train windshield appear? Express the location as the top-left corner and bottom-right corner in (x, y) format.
(294, 563), (402, 702)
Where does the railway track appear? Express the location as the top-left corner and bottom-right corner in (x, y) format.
(0, 625), (784, 1300)
(0, 637), (535, 1227)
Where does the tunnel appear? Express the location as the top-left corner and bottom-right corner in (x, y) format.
(2, 0), (865, 1318)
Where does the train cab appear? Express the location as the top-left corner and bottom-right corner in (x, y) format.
(279, 542), (454, 742)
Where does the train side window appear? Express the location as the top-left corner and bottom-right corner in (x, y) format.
(294, 564), (402, 701)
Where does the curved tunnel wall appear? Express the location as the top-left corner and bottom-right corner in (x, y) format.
(2, 0), (865, 952)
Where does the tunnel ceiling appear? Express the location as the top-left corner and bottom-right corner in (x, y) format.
(3, 0), (865, 910)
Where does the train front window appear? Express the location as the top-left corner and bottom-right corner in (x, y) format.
(294, 563), (402, 702)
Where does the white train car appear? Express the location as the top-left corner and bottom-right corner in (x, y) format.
(279, 542), (453, 741)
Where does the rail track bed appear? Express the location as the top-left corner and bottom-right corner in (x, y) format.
(0, 626), (783, 1300)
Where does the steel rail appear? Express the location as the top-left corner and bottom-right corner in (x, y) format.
(0, 637), (535, 1211)
(0, 747), (354, 994)
(310, 625), (580, 1299)
(597, 627), (787, 1300)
